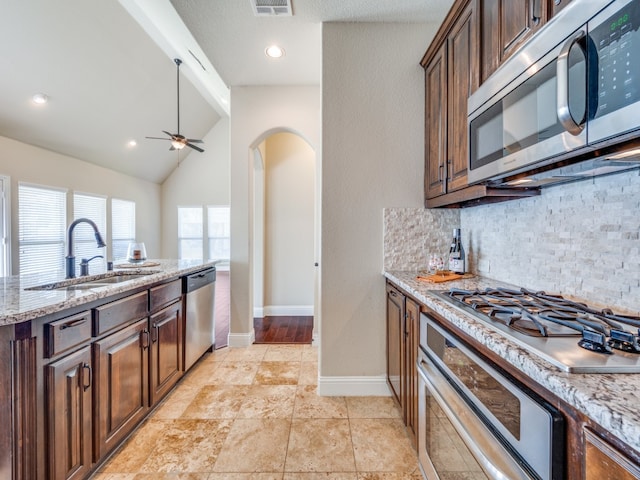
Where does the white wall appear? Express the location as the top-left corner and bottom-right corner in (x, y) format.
(0, 135), (161, 273)
(263, 132), (315, 314)
(230, 86), (320, 346)
(161, 118), (230, 257)
(320, 22), (439, 394)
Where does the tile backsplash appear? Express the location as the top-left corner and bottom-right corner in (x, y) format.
(462, 170), (640, 312)
(383, 170), (639, 312)
(383, 207), (459, 271)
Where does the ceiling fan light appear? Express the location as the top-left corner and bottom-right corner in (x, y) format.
(265, 45), (285, 58)
(32, 93), (49, 104)
(171, 140), (185, 150)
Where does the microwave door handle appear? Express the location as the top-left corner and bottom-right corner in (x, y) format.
(557, 29), (586, 135)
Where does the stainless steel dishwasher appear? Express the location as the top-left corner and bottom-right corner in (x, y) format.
(183, 267), (216, 370)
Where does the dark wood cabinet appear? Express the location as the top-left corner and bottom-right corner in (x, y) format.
(386, 282), (419, 449)
(386, 283), (404, 405)
(149, 301), (182, 405)
(45, 345), (92, 480)
(423, 1), (478, 201)
(584, 428), (640, 480)
(479, 0), (546, 82)
(92, 317), (149, 460)
(404, 296), (419, 447)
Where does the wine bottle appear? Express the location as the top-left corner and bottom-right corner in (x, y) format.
(448, 228), (465, 274)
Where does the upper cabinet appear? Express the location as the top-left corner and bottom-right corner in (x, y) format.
(423, 1), (479, 201)
(479, 0), (547, 82)
(421, 0), (540, 208)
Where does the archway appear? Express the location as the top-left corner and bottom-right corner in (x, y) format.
(251, 129), (318, 343)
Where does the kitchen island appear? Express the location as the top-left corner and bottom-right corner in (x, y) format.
(0, 259), (217, 480)
(385, 270), (640, 478)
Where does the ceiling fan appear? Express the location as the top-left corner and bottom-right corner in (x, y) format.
(146, 58), (204, 153)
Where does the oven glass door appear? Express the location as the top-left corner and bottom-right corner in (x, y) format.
(417, 315), (564, 480)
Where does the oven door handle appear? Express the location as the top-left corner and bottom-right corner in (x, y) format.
(417, 355), (534, 480)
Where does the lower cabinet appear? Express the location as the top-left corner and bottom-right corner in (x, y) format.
(386, 282), (419, 449)
(92, 317), (150, 460)
(584, 428), (640, 480)
(149, 301), (182, 405)
(45, 346), (92, 480)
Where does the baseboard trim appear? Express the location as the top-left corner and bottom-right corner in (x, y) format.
(317, 375), (392, 396)
(227, 331), (255, 348)
(254, 305), (314, 317)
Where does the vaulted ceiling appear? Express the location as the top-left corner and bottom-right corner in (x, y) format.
(0, 0), (452, 184)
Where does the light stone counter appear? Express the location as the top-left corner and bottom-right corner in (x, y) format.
(0, 259), (218, 327)
(385, 270), (640, 456)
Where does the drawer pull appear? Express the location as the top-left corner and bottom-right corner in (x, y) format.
(141, 329), (150, 349)
(60, 318), (88, 330)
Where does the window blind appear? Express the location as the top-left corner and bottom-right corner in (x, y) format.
(19, 183), (67, 275)
(112, 198), (135, 261)
(73, 193), (107, 274)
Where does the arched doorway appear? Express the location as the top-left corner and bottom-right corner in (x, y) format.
(251, 130), (318, 344)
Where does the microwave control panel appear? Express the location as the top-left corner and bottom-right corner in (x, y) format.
(590, 1), (640, 118)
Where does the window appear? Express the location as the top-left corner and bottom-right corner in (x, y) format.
(208, 206), (230, 263)
(18, 183), (67, 275)
(178, 207), (203, 260)
(73, 193), (107, 275)
(112, 198), (135, 261)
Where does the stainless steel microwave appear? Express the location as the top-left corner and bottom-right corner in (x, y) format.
(467, 0), (640, 187)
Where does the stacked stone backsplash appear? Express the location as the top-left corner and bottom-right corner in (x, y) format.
(383, 207), (460, 271)
(383, 171), (639, 311)
(462, 170), (640, 313)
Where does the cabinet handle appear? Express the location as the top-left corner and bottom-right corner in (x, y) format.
(60, 318), (87, 330)
(151, 323), (159, 343)
(389, 291), (398, 297)
(82, 363), (92, 391)
(141, 329), (150, 349)
(532, 0), (542, 24)
(438, 164), (444, 182)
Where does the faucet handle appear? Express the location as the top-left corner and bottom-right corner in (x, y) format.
(80, 255), (104, 276)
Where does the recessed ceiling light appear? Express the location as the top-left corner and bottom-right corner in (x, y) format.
(32, 93), (49, 104)
(265, 45), (285, 58)
(127, 140), (137, 147)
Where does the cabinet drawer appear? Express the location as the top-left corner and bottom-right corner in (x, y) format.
(93, 291), (148, 336)
(44, 310), (92, 358)
(150, 279), (181, 313)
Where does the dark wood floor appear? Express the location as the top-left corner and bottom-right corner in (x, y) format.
(253, 316), (313, 344)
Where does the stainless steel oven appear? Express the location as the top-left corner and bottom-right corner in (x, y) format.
(417, 313), (564, 480)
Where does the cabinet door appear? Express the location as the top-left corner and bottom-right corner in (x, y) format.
(386, 283), (405, 406)
(446, 0), (479, 193)
(424, 43), (448, 200)
(481, 0), (546, 81)
(584, 428), (640, 480)
(45, 346), (92, 480)
(404, 297), (420, 449)
(149, 301), (182, 405)
(93, 318), (149, 460)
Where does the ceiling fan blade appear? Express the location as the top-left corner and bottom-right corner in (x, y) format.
(186, 138), (204, 143)
(186, 142), (205, 153)
(162, 130), (177, 139)
(169, 144), (177, 151)
(146, 136), (171, 140)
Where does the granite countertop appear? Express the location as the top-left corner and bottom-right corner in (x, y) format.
(384, 270), (640, 456)
(0, 259), (218, 327)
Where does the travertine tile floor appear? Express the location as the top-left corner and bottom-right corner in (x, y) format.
(91, 343), (422, 480)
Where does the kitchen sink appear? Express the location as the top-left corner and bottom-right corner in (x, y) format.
(26, 271), (159, 291)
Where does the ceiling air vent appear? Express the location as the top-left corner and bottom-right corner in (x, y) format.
(250, 0), (292, 16)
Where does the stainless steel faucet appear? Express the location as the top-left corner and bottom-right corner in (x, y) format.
(66, 218), (106, 278)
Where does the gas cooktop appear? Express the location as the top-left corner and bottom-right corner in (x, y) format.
(432, 287), (640, 373)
